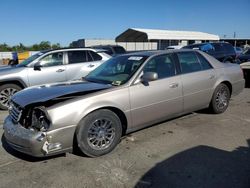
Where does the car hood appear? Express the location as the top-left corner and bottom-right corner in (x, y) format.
(0, 65), (25, 75)
(11, 81), (112, 108)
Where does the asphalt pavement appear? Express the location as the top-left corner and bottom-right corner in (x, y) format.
(0, 89), (249, 188)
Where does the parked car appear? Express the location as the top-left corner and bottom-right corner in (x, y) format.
(90, 45), (126, 56)
(3, 49), (244, 157)
(234, 47), (244, 56)
(238, 49), (250, 83)
(183, 42), (237, 63)
(0, 48), (110, 110)
(166, 45), (183, 50)
(237, 48), (250, 63)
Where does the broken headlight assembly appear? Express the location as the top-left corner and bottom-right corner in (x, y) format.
(30, 106), (51, 131)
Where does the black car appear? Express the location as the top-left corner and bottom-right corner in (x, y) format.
(90, 45), (126, 56)
(183, 42), (237, 63)
(237, 48), (250, 63)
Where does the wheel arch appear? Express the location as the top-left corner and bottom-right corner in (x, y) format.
(220, 81), (232, 96)
(0, 79), (27, 89)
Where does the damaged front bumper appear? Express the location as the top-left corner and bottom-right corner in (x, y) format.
(3, 116), (76, 157)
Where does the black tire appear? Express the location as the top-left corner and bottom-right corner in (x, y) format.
(0, 84), (22, 110)
(76, 109), (122, 157)
(209, 83), (230, 114)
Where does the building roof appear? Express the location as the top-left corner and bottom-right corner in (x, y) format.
(116, 28), (220, 42)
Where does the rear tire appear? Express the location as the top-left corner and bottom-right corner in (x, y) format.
(209, 83), (230, 114)
(76, 109), (122, 157)
(0, 84), (21, 110)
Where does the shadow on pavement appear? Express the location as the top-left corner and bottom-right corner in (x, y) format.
(1, 135), (65, 162)
(135, 139), (250, 188)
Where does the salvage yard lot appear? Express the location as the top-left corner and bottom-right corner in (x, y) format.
(0, 89), (250, 188)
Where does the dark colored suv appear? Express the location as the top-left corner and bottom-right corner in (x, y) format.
(183, 42), (237, 63)
(90, 45), (126, 56)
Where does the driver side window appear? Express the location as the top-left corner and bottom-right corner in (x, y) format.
(143, 54), (176, 79)
(39, 52), (63, 67)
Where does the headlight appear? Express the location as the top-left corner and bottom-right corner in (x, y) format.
(31, 106), (51, 131)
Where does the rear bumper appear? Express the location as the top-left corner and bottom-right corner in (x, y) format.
(232, 79), (245, 96)
(3, 116), (76, 157)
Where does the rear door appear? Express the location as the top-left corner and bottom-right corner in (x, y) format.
(129, 54), (183, 128)
(176, 51), (216, 112)
(65, 50), (103, 81)
(27, 51), (67, 86)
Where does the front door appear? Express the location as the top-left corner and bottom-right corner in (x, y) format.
(129, 54), (183, 128)
(27, 52), (67, 86)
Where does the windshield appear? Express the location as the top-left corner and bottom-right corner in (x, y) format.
(85, 55), (148, 85)
(16, 51), (45, 67)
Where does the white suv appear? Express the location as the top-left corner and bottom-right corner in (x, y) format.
(0, 48), (110, 109)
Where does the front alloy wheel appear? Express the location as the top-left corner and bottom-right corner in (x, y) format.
(0, 84), (21, 110)
(76, 109), (122, 157)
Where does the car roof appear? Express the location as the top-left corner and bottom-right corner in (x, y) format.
(40, 47), (102, 53)
(91, 45), (124, 48)
(116, 49), (196, 57)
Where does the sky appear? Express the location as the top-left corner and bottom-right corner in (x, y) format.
(0, 0), (249, 46)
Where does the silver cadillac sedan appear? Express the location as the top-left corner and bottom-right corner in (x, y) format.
(3, 49), (245, 157)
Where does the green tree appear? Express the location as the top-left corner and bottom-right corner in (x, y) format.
(51, 43), (61, 49)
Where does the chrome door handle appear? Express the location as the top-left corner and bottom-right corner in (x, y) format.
(209, 75), (215, 79)
(88, 64), (95, 68)
(169, 83), (179, 88)
(56, 69), (65, 72)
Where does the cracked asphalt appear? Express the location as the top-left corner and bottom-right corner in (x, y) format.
(0, 89), (250, 188)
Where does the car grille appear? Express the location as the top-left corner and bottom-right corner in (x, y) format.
(9, 101), (22, 123)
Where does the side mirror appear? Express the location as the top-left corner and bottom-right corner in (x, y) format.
(141, 72), (158, 83)
(34, 63), (42, 71)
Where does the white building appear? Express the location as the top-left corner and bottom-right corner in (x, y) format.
(70, 28), (220, 51)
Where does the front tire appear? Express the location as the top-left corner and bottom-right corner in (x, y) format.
(76, 109), (122, 157)
(209, 83), (230, 114)
(0, 84), (21, 110)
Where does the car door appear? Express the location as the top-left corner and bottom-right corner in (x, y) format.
(65, 50), (103, 81)
(129, 54), (183, 128)
(27, 51), (67, 86)
(176, 51), (216, 112)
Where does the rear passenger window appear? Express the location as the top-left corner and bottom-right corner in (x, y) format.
(177, 52), (202, 74)
(143, 54), (176, 79)
(88, 51), (102, 61)
(223, 43), (235, 54)
(213, 43), (224, 52)
(68, 51), (87, 64)
(196, 52), (213, 70)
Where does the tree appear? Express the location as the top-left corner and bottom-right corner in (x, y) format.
(51, 43), (60, 49)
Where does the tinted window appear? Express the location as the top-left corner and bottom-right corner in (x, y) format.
(102, 47), (113, 55)
(143, 54), (176, 79)
(200, 43), (214, 52)
(223, 43), (235, 54)
(89, 51), (102, 61)
(68, 51), (87, 64)
(177, 52), (202, 74)
(113, 46), (126, 54)
(213, 43), (224, 52)
(39, 52), (63, 67)
(196, 52), (213, 70)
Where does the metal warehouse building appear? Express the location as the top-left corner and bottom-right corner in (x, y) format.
(71, 28), (220, 50)
(116, 28), (220, 50)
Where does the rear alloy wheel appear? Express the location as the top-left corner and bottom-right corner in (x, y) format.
(76, 109), (122, 157)
(0, 84), (21, 110)
(209, 83), (230, 114)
